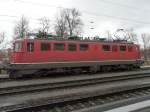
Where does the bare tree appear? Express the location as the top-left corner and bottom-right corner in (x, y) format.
(0, 32), (13, 50)
(141, 33), (150, 61)
(39, 17), (51, 33)
(0, 32), (8, 51)
(64, 8), (83, 36)
(0, 32), (5, 45)
(54, 10), (67, 37)
(14, 16), (29, 39)
(54, 8), (83, 36)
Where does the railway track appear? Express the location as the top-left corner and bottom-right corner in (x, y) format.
(23, 86), (150, 112)
(1, 69), (150, 96)
(1, 75), (150, 111)
(0, 69), (150, 111)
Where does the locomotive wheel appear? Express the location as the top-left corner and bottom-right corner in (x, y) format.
(73, 68), (82, 75)
(127, 65), (134, 71)
(88, 66), (99, 74)
(127, 66), (131, 71)
(135, 66), (141, 69)
(101, 66), (111, 72)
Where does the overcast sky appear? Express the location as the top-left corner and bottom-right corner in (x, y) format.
(0, 0), (150, 42)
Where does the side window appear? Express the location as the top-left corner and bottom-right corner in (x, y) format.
(14, 42), (22, 52)
(102, 45), (110, 51)
(128, 46), (133, 52)
(68, 44), (77, 51)
(27, 42), (34, 52)
(80, 44), (89, 51)
(54, 43), (65, 51)
(112, 45), (118, 52)
(41, 43), (50, 51)
(120, 45), (126, 52)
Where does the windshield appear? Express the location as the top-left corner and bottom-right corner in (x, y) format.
(14, 42), (22, 52)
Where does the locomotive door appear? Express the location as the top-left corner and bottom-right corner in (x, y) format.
(26, 42), (35, 62)
(13, 41), (24, 62)
(94, 44), (99, 61)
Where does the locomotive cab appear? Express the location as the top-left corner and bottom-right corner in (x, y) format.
(11, 40), (24, 63)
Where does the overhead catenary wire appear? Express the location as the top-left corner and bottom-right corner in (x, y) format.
(14, 0), (149, 12)
(0, 0), (149, 25)
(0, 14), (56, 24)
(99, 0), (149, 12)
(14, 0), (63, 9)
(81, 10), (150, 25)
(12, 0), (150, 25)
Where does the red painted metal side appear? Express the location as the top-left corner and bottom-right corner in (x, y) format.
(11, 39), (141, 63)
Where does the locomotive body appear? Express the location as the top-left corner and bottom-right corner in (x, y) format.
(9, 38), (143, 78)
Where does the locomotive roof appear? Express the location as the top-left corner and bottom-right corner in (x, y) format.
(16, 38), (135, 45)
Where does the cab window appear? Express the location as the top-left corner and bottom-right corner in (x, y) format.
(135, 46), (139, 51)
(27, 42), (34, 52)
(14, 42), (22, 52)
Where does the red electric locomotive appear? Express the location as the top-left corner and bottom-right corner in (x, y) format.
(9, 35), (143, 78)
